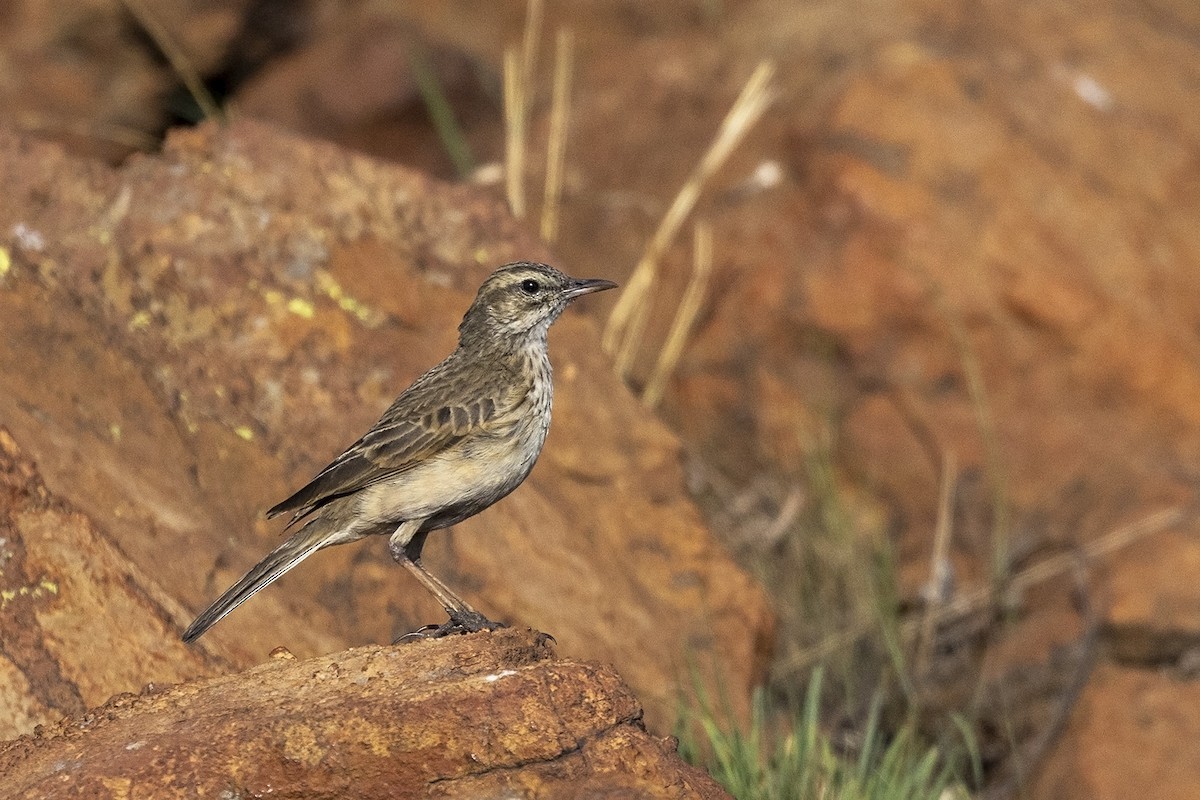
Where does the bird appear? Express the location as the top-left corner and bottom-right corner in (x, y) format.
(182, 262), (617, 643)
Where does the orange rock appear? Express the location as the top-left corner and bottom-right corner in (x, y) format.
(0, 429), (220, 740)
(1034, 663), (1200, 800)
(0, 121), (773, 734)
(0, 628), (730, 799)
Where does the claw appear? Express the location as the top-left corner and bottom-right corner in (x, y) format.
(393, 623), (443, 644)
(393, 611), (506, 644)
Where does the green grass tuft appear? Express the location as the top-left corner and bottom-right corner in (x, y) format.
(679, 669), (970, 800)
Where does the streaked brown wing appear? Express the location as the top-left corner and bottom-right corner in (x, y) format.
(266, 381), (505, 526)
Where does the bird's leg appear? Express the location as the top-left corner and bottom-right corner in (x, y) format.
(387, 529), (469, 615)
(388, 525), (504, 640)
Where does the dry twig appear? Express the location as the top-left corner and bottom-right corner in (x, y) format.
(642, 220), (714, 407)
(119, 0), (223, 123)
(602, 61), (776, 376)
(774, 505), (1186, 681)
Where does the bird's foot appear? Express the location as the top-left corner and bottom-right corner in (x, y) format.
(446, 609), (507, 634)
(393, 610), (507, 643)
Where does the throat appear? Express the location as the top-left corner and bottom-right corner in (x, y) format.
(518, 336), (554, 415)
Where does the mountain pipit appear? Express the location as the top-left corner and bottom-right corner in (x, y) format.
(182, 262), (616, 642)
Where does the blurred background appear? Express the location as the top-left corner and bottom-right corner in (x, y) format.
(1, 0), (1198, 797)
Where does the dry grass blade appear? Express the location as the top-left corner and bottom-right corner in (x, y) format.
(521, 0), (544, 89)
(774, 505), (1186, 681)
(940, 298), (1010, 589)
(915, 451), (957, 679)
(603, 60), (776, 374)
(504, 0), (544, 219)
(540, 29), (575, 243)
(642, 220), (714, 408)
(999, 506), (1184, 600)
(503, 46), (526, 218)
(119, 0), (223, 123)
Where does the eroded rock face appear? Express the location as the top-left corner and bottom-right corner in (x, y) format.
(441, 0), (1200, 793)
(12, 0), (1196, 791)
(1032, 662), (1200, 800)
(0, 628), (730, 800)
(0, 429), (221, 740)
(0, 119), (773, 733)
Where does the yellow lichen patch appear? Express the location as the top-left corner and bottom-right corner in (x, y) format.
(315, 270), (385, 328)
(110, 423), (122, 442)
(99, 776), (132, 798)
(0, 247), (10, 278)
(280, 723), (325, 767)
(329, 717), (392, 758)
(0, 577), (59, 610)
(233, 425), (254, 441)
(128, 310), (152, 330)
(264, 288), (317, 320)
(286, 297), (315, 319)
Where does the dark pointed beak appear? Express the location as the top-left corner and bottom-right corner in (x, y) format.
(564, 277), (618, 300)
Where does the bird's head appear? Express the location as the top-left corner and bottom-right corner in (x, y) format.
(459, 262), (617, 343)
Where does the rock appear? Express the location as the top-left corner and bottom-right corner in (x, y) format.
(0, 119), (773, 732)
(417, 0), (1200, 793)
(0, 0), (257, 162)
(784, 16), (1200, 791)
(0, 627), (731, 799)
(0, 428), (220, 740)
(232, 7), (499, 176)
(1032, 662), (1200, 800)
(1102, 525), (1200, 665)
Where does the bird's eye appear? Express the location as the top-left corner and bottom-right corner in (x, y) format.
(520, 278), (541, 294)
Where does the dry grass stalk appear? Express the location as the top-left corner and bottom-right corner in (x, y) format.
(503, 46), (526, 218)
(504, 0), (544, 219)
(520, 0), (544, 89)
(540, 29), (575, 243)
(914, 450), (958, 678)
(774, 505), (1186, 681)
(119, 0), (223, 123)
(641, 220), (714, 408)
(603, 60), (776, 376)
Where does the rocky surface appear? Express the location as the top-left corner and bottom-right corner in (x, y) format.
(0, 118), (772, 735)
(3, 0), (1200, 794)
(0, 429), (221, 741)
(233, 5), (500, 174)
(428, 1), (1199, 795)
(0, 627), (728, 799)
(1033, 662), (1200, 800)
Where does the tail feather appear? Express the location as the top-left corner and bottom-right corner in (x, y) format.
(182, 524), (334, 643)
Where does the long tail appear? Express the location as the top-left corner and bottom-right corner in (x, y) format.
(182, 521), (337, 643)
